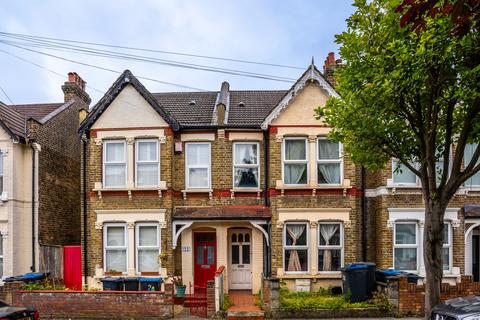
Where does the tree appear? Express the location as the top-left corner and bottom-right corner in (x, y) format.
(317, 0), (480, 317)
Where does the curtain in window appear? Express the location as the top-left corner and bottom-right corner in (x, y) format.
(235, 144), (257, 164)
(106, 143), (125, 161)
(107, 227), (125, 246)
(318, 140), (339, 159)
(285, 140), (306, 160)
(285, 164), (307, 184)
(189, 168), (208, 187)
(286, 224), (306, 272)
(319, 224), (339, 271)
(137, 141), (157, 161)
(187, 144), (209, 165)
(318, 164), (340, 184)
(106, 250), (127, 272)
(234, 168), (258, 188)
(137, 164), (158, 186)
(138, 249), (159, 272)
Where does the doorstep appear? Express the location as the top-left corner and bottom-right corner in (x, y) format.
(227, 290), (264, 320)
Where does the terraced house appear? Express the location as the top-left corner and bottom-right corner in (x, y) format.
(79, 53), (480, 294)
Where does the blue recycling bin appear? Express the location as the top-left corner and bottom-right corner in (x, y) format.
(139, 277), (162, 291)
(101, 277), (124, 291)
(342, 263), (376, 302)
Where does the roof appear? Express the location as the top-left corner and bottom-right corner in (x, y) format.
(465, 205), (480, 218)
(173, 206), (271, 220)
(11, 103), (65, 122)
(0, 102), (26, 139)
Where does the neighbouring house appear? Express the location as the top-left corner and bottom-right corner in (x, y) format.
(0, 72), (89, 279)
(79, 52), (480, 294)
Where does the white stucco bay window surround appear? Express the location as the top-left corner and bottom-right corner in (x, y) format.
(94, 209), (166, 276)
(387, 208), (460, 277)
(277, 208), (351, 278)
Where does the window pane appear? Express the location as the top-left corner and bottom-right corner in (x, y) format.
(0, 258), (2, 278)
(106, 142), (125, 162)
(285, 224), (307, 246)
(465, 144), (480, 186)
(138, 249), (159, 272)
(232, 245), (239, 264)
(232, 234), (237, 242)
(105, 164), (126, 187)
(285, 140), (306, 160)
(238, 233), (244, 242)
(0, 236), (3, 256)
(196, 246), (204, 265)
(234, 144), (258, 165)
(107, 227), (125, 246)
(394, 248), (417, 270)
(395, 224), (416, 244)
(137, 141), (157, 161)
(188, 168), (209, 188)
(234, 168), (259, 188)
(318, 249), (341, 271)
(187, 144), (209, 166)
(318, 140), (339, 159)
(284, 164), (307, 184)
(319, 224), (341, 246)
(207, 246), (215, 265)
(139, 226), (157, 246)
(242, 245), (250, 264)
(106, 249), (126, 272)
(317, 163), (341, 184)
(442, 248), (450, 271)
(393, 161), (417, 184)
(245, 233), (250, 243)
(137, 163), (159, 186)
(442, 225), (449, 245)
(285, 249), (308, 272)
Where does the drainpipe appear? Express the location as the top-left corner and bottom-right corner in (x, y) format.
(262, 130), (271, 278)
(30, 142), (41, 272)
(361, 166), (367, 261)
(82, 135), (88, 285)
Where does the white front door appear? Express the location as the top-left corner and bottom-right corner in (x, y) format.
(230, 230), (252, 290)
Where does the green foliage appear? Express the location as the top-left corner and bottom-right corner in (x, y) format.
(21, 279), (65, 291)
(279, 287), (392, 311)
(221, 294), (234, 311)
(317, 0), (480, 176)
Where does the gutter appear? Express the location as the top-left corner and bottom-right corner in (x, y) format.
(361, 166), (367, 261)
(263, 129), (272, 277)
(82, 135), (88, 285)
(30, 142), (41, 272)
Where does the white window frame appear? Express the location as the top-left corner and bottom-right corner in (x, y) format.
(393, 221), (419, 273)
(103, 223), (128, 273)
(317, 222), (344, 273)
(232, 142), (260, 189)
(135, 139), (160, 188)
(392, 159), (420, 186)
(282, 137), (309, 186)
(135, 223), (161, 273)
(185, 142), (211, 189)
(0, 151), (4, 194)
(464, 143), (480, 188)
(316, 138), (343, 185)
(103, 140), (127, 189)
(0, 234), (3, 278)
(443, 222), (453, 273)
(283, 221), (309, 274)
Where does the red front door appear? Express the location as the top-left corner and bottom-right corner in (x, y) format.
(194, 233), (216, 287)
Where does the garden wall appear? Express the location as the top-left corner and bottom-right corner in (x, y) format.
(10, 284), (174, 319)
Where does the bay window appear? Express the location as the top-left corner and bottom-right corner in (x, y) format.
(233, 142), (259, 188)
(135, 139), (160, 187)
(104, 224), (127, 273)
(186, 143), (211, 189)
(394, 222), (418, 271)
(283, 138), (308, 185)
(317, 139), (342, 184)
(103, 141), (127, 188)
(284, 222), (308, 273)
(318, 223), (343, 272)
(136, 224), (160, 272)
(464, 143), (480, 187)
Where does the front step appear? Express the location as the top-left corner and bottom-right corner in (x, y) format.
(227, 310), (265, 320)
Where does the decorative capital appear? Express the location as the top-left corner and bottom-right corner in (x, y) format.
(310, 221), (318, 228)
(159, 221), (167, 229)
(344, 220), (352, 228)
(308, 135), (317, 143)
(127, 222), (135, 229)
(277, 221), (284, 229)
(159, 136), (166, 144)
(1, 231), (8, 239)
(419, 220), (425, 227)
(94, 138), (103, 146)
(387, 220), (394, 228)
(275, 134), (283, 143)
(126, 137), (135, 145)
(95, 222), (103, 230)
(452, 220), (461, 228)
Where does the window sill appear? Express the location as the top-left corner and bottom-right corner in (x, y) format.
(93, 183), (167, 200)
(280, 273), (342, 279)
(230, 188), (262, 199)
(181, 188), (213, 200)
(275, 180), (352, 196)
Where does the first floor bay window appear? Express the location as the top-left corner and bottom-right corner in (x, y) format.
(233, 142), (259, 188)
(103, 141), (127, 188)
(283, 138), (308, 185)
(392, 160), (418, 185)
(394, 222), (418, 271)
(186, 142), (211, 189)
(104, 224), (127, 273)
(318, 223), (343, 272)
(284, 222), (308, 273)
(136, 224), (160, 272)
(136, 139), (160, 187)
(317, 139), (342, 184)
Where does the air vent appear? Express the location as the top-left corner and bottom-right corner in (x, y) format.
(189, 100), (196, 106)
(238, 101), (245, 107)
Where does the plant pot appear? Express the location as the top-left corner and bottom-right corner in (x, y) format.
(175, 284), (186, 297)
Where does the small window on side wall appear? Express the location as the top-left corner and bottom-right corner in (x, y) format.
(233, 142), (259, 188)
(283, 138), (308, 185)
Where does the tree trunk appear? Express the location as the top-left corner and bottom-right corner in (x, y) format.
(423, 201), (447, 319)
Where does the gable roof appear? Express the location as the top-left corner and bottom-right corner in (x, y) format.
(11, 102), (66, 123)
(260, 63), (339, 129)
(79, 70), (180, 133)
(0, 102), (26, 140)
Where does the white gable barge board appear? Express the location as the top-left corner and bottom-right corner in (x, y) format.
(261, 64), (339, 130)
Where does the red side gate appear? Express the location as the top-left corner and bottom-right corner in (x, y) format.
(64, 246), (82, 290)
(189, 285), (207, 318)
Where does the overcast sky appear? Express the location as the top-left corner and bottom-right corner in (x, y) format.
(0, 1), (355, 106)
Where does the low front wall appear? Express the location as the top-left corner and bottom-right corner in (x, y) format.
(12, 289), (174, 319)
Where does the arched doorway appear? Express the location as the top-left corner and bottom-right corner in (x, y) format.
(465, 221), (480, 281)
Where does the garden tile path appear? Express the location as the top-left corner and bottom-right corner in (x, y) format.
(228, 290), (262, 312)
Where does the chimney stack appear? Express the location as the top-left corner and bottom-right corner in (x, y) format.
(62, 72), (91, 106)
(215, 81), (230, 126)
(323, 52), (343, 87)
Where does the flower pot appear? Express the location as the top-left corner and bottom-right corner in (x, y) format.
(175, 284), (186, 297)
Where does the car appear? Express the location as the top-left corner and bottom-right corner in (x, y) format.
(431, 296), (480, 320)
(0, 300), (39, 320)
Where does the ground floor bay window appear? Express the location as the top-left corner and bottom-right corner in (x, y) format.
(284, 222), (309, 273)
(104, 224), (128, 273)
(318, 223), (343, 272)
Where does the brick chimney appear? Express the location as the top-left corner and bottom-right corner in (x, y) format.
(215, 81), (230, 126)
(62, 72), (91, 105)
(323, 52), (343, 87)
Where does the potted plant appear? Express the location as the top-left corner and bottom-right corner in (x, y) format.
(105, 269), (122, 276)
(173, 276), (186, 297)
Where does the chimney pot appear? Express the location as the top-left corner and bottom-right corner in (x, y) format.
(62, 72), (90, 105)
(328, 52), (335, 64)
